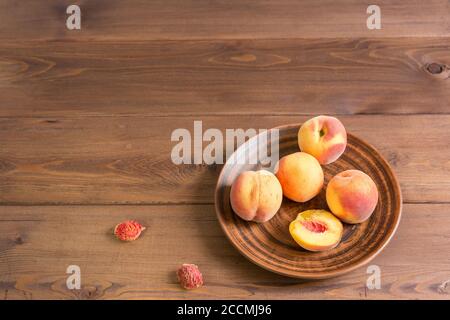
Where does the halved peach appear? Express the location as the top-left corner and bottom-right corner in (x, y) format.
(289, 209), (343, 252)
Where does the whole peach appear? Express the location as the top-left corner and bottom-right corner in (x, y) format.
(298, 115), (347, 165)
(275, 152), (324, 202)
(230, 170), (283, 223)
(326, 170), (379, 224)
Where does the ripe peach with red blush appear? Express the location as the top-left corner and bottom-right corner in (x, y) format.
(298, 115), (347, 165)
(326, 170), (379, 224)
(230, 170), (283, 223)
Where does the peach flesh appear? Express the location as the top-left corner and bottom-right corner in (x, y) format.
(289, 210), (343, 252)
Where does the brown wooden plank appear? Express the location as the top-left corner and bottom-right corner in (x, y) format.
(0, 1), (448, 41)
(0, 38), (449, 117)
(0, 203), (449, 299)
(0, 115), (448, 205)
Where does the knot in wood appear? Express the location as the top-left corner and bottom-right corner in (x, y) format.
(426, 62), (444, 74)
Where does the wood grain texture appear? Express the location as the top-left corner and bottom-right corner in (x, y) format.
(0, 0), (448, 41)
(0, 38), (449, 117)
(0, 115), (448, 205)
(216, 129), (402, 279)
(0, 0), (449, 300)
(0, 203), (448, 300)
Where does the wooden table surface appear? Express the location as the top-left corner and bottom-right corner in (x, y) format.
(1, 1), (450, 300)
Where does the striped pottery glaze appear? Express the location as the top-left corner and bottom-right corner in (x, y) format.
(215, 124), (402, 279)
